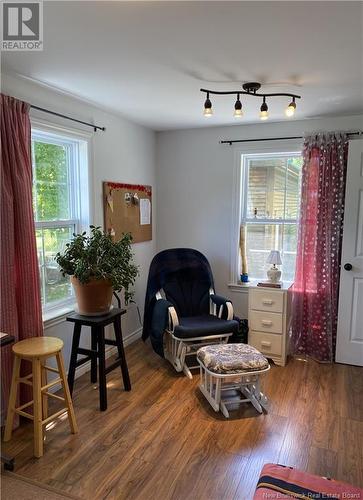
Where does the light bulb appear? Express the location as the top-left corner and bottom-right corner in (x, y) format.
(285, 100), (296, 117)
(234, 95), (243, 118)
(203, 95), (213, 117)
(260, 98), (269, 120)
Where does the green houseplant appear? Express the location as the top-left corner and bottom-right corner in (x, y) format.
(56, 226), (139, 315)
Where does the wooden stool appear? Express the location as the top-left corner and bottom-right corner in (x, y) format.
(3, 337), (78, 458)
(67, 308), (131, 411)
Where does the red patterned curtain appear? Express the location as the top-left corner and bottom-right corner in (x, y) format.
(1, 94), (43, 420)
(290, 132), (348, 362)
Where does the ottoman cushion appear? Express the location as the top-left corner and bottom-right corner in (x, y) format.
(197, 343), (269, 374)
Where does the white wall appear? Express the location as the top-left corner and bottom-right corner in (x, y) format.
(1, 73), (156, 374)
(156, 114), (363, 318)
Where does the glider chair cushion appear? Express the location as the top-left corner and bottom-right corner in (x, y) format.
(162, 270), (211, 317)
(173, 315), (239, 339)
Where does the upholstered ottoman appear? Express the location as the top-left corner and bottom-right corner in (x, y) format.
(197, 343), (270, 418)
(253, 463), (363, 499)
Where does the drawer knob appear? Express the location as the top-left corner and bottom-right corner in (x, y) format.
(261, 341), (271, 348)
(261, 320), (273, 326)
(262, 299), (273, 305)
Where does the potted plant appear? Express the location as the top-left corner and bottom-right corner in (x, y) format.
(56, 226), (139, 315)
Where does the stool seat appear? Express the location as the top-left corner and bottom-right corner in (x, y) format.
(13, 337), (64, 358)
(197, 343), (269, 374)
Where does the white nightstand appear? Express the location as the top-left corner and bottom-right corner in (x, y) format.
(248, 282), (292, 366)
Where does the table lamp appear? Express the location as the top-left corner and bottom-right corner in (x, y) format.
(266, 250), (282, 283)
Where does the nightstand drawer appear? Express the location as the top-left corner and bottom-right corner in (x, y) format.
(249, 331), (282, 357)
(249, 310), (283, 334)
(249, 288), (284, 313)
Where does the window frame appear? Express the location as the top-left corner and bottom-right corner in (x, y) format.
(31, 118), (92, 317)
(230, 140), (303, 285)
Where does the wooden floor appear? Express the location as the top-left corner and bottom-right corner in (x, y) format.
(2, 339), (363, 500)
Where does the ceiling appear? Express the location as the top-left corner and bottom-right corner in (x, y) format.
(2, 1), (363, 131)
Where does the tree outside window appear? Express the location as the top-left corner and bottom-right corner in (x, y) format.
(241, 153), (302, 281)
(32, 128), (88, 310)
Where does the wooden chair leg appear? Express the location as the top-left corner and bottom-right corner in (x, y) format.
(56, 352), (78, 434)
(41, 360), (48, 420)
(32, 358), (44, 458)
(3, 356), (21, 442)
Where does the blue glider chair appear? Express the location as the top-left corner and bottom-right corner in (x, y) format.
(142, 248), (239, 378)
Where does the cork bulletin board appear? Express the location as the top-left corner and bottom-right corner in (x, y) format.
(103, 181), (152, 243)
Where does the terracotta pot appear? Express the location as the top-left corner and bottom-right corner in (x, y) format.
(71, 276), (113, 315)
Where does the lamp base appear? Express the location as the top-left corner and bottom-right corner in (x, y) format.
(267, 267), (281, 283)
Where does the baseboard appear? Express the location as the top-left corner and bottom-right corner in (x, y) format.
(123, 326), (143, 347)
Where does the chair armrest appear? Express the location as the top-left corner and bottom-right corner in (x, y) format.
(167, 305), (179, 332)
(155, 297), (179, 332)
(210, 294), (234, 320)
(210, 294), (231, 307)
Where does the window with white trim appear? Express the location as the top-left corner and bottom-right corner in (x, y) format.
(240, 152), (302, 282)
(31, 126), (89, 312)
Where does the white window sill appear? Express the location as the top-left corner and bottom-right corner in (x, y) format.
(43, 303), (76, 329)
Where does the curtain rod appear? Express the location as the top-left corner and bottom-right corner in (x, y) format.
(30, 105), (106, 132)
(220, 131), (362, 145)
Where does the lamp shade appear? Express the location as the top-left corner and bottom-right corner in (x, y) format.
(266, 250), (282, 265)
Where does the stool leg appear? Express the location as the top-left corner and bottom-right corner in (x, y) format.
(32, 358), (44, 458)
(113, 316), (131, 391)
(56, 352), (78, 434)
(90, 326), (98, 384)
(4, 356), (21, 442)
(97, 326), (107, 411)
(41, 360), (48, 420)
(67, 323), (81, 395)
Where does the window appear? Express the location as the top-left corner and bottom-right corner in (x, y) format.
(31, 125), (89, 312)
(240, 152), (302, 282)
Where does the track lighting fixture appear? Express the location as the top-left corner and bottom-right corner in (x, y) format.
(234, 94), (243, 118)
(260, 97), (269, 121)
(203, 92), (213, 117)
(200, 82), (300, 120)
(285, 97), (296, 117)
